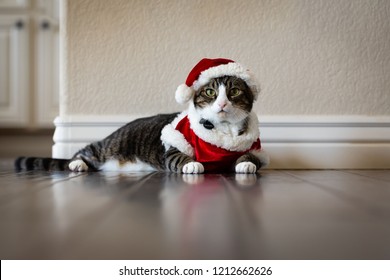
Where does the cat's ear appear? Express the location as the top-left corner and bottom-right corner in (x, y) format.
(175, 84), (194, 104)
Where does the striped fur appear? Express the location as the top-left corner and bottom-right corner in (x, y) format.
(15, 157), (70, 171)
(15, 76), (265, 174)
(164, 147), (194, 172)
(15, 113), (179, 172)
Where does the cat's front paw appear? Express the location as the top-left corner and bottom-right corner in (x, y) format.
(182, 162), (204, 174)
(69, 159), (88, 172)
(235, 161), (257, 174)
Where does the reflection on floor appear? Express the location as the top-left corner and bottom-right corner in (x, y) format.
(0, 164), (389, 259)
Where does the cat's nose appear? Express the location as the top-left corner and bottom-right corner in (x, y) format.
(218, 102), (227, 109)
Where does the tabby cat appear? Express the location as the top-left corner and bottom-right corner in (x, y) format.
(15, 58), (269, 174)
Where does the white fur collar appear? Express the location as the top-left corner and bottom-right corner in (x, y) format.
(161, 107), (260, 156)
(160, 111), (194, 157)
(187, 104), (260, 151)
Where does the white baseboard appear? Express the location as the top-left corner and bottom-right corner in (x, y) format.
(53, 115), (390, 169)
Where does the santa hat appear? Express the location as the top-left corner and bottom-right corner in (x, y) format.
(175, 58), (259, 104)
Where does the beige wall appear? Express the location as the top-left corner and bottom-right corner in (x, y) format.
(61, 0), (390, 117)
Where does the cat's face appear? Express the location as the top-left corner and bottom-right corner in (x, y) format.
(193, 76), (255, 124)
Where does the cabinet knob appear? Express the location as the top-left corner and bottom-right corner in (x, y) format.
(41, 21), (50, 30)
(15, 20), (24, 29)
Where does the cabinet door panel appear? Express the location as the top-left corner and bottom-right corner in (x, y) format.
(0, 16), (28, 127)
(0, 31), (10, 105)
(35, 16), (59, 127)
(0, 0), (29, 9)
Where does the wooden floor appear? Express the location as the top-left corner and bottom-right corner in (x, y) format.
(0, 159), (389, 259)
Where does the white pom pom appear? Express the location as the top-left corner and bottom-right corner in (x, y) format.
(175, 84), (194, 104)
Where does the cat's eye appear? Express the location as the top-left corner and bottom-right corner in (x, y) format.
(230, 88), (242, 97)
(204, 88), (216, 97)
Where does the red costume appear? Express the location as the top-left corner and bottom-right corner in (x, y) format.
(175, 116), (261, 173)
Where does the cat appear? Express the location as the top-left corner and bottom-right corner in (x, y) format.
(15, 58), (269, 174)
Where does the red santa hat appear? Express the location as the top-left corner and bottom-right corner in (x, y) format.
(175, 58), (259, 104)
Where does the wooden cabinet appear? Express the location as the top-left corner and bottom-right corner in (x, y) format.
(0, 0), (59, 128)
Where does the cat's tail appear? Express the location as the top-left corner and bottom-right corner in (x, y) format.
(15, 157), (71, 171)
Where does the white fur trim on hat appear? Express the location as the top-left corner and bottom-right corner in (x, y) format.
(175, 84), (195, 104)
(193, 62), (259, 100)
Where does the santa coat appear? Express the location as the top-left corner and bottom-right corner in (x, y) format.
(161, 108), (269, 173)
